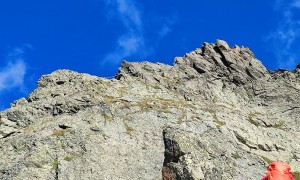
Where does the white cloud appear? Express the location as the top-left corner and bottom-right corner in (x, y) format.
(267, 0), (300, 69)
(101, 0), (174, 65)
(0, 48), (27, 92)
(116, 0), (141, 30)
(292, 0), (300, 8)
(0, 61), (26, 91)
(159, 25), (172, 38)
(101, 0), (144, 65)
(118, 34), (142, 56)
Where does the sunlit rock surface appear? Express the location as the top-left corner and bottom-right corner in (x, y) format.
(1, 40), (299, 180)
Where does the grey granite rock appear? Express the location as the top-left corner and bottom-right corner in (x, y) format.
(0, 40), (299, 179)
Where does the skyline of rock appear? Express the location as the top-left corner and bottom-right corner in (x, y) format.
(0, 40), (299, 179)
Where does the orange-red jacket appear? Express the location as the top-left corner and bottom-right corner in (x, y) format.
(261, 162), (294, 180)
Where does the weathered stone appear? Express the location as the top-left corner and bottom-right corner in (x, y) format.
(0, 40), (299, 180)
(216, 39), (230, 51)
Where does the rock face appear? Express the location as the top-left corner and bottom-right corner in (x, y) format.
(0, 40), (299, 180)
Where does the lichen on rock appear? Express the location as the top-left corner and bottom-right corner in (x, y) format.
(0, 40), (299, 180)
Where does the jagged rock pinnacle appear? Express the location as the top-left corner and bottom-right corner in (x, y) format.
(0, 40), (299, 179)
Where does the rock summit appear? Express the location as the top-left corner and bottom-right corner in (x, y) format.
(0, 40), (299, 179)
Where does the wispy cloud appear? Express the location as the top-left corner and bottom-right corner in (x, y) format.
(267, 0), (300, 69)
(101, 0), (174, 66)
(100, 0), (144, 65)
(158, 25), (172, 38)
(292, 0), (300, 8)
(0, 47), (28, 93)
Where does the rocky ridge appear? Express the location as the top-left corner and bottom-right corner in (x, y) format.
(0, 40), (299, 179)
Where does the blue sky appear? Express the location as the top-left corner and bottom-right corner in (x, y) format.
(0, 0), (300, 110)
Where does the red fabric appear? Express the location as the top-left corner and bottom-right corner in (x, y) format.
(261, 162), (294, 180)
